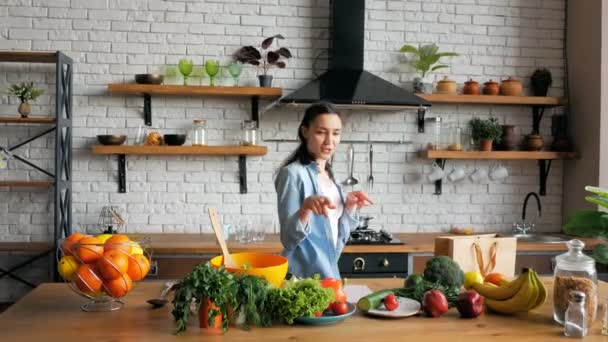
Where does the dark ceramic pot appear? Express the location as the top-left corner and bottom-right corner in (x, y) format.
(258, 75), (273, 87)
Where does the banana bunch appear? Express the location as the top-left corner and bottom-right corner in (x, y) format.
(471, 269), (546, 314)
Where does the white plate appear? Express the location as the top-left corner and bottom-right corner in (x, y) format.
(366, 297), (421, 318)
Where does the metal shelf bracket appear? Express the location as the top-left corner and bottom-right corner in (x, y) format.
(538, 159), (552, 196)
(417, 106), (426, 133)
(434, 158), (446, 195)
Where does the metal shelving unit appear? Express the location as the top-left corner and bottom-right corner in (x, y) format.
(0, 50), (73, 284)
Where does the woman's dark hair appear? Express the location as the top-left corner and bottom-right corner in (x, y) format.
(281, 101), (341, 178)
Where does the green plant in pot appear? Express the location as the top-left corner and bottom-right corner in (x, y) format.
(7, 81), (44, 118)
(234, 34), (292, 87)
(399, 43), (458, 94)
(530, 68), (552, 96)
(468, 117), (503, 151)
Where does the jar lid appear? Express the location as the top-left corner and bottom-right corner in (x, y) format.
(484, 79), (498, 85)
(569, 290), (586, 303)
(193, 119), (206, 123)
(437, 76), (455, 84)
(502, 77), (520, 83)
(465, 78), (478, 84)
(555, 239), (596, 272)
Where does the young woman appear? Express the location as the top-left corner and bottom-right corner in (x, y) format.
(275, 102), (372, 279)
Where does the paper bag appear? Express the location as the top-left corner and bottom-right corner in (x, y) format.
(434, 234), (517, 277)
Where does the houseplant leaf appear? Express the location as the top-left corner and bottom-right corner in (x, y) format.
(262, 34), (284, 49)
(431, 65), (449, 71)
(266, 51), (280, 64)
(399, 44), (419, 54)
(563, 210), (608, 238)
(276, 47), (292, 58)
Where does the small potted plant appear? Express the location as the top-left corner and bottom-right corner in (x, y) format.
(468, 117), (503, 151)
(399, 43), (458, 94)
(530, 68), (553, 96)
(233, 34), (292, 87)
(7, 81), (44, 118)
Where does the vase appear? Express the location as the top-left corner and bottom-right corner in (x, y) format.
(481, 139), (494, 151)
(499, 77), (522, 96)
(199, 297), (223, 334)
(463, 78), (480, 95)
(18, 102), (31, 118)
(258, 75), (273, 87)
(501, 125), (516, 151)
(482, 80), (499, 95)
(526, 134), (544, 151)
(413, 76), (433, 94)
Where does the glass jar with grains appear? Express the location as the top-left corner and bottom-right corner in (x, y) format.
(553, 239), (598, 326)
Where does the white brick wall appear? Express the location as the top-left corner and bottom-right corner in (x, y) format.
(0, 0), (565, 242)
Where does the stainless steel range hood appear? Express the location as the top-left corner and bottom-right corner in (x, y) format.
(279, 0), (431, 109)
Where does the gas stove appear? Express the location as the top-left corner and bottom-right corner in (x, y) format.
(347, 216), (404, 245)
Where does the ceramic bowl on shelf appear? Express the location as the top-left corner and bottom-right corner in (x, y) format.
(135, 74), (164, 85)
(163, 134), (186, 146)
(97, 135), (127, 146)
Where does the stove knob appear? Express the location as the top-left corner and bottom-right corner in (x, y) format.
(353, 257), (366, 271)
(381, 258), (390, 267)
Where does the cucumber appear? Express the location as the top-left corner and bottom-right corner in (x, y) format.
(357, 289), (395, 312)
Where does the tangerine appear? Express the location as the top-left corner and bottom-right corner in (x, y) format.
(62, 233), (87, 257)
(104, 234), (131, 255)
(97, 250), (129, 280)
(127, 254), (150, 281)
(75, 264), (102, 294)
(104, 273), (132, 298)
(484, 272), (507, 286)
(76, 236), (104, 263)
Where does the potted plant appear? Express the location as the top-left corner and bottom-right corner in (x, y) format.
(468, 117), (503, 151)
(7, 81), (44, 118)
(399, 43), (458, 94)
(530, 68), (552, 96)
(233, 34), (292, 87)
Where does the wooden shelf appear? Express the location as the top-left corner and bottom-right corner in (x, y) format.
(0, 117), (55, 124)
(0, 51), (58, 63)
(107, 84), (282, 98)
(418, 94), (564, 107)
(0, 181), (54, 188)
(92, 145), (268, 156)
(420, 150), (577, 160)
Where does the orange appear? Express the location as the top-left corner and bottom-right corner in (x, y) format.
(104, 273), (132, 298)
(97, 250), (129, 280)
(104, 234), (131, 255)
(62, 233), (87, 257)
(127, 254), (150, 281)
(76, 236), (104, 263)
(484, 272), (507, 286)
(75, 264), (102, 294)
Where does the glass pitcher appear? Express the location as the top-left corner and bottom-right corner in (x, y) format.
(553, 239), (598, 326)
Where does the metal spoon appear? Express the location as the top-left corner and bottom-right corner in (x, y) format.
(342, 144), (358, 187)
(147, 281), (177, 308)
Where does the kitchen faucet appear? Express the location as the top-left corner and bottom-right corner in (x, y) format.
(513, 192), (542, 235)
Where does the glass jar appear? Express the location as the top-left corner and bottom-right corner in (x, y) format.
(565, 291), (588, 338)
(241, 120), (258, 146)
(425, 116), (441, 150)
(448, 126), (463, 151)
(192, 119), (207, 146)
(553, 239), (598, 326)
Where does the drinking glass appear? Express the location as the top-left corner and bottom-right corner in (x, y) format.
(205, 59), (220, 86)
(178, 58), (193, 86)
(236, 218), (253, 244)
(227, 61), (243, 87)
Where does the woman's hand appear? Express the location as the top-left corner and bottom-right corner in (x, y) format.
(345, 191), (373, 211)
(300, 195), (336, 219)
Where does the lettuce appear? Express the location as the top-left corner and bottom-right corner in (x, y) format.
(266, 276), (334, 324)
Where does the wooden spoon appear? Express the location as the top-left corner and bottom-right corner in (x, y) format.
(208, 208), (238, 268)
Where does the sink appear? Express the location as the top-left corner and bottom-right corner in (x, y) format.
(500, 233), (570, 244)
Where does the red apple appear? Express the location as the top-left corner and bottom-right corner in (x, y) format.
(422, 290), (449, 317)
(456, 290), (484, 318)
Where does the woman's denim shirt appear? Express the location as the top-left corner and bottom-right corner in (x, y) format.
(275, 161), (359, 279)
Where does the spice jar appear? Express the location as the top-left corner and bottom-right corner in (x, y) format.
(565, 291), (588, 338)
(241, 120), (258, 146)
(482, 80), (500, 95)
(463, 78), (480, 95)
(425, 117), (442, 150)
(435, 76), (457, 94)
(553, 239), (598, 326)
(192, 119), (207, 146)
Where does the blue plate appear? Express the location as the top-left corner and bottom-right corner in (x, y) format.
(294, 302), (356, 325)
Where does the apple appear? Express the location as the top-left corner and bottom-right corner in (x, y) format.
(422, 290), (448, 318)
(456, 290), (484, 318)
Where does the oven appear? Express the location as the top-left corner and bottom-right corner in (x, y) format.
(338, 252), (409, 278)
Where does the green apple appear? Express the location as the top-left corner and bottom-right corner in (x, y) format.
(96, 233), (113, 243)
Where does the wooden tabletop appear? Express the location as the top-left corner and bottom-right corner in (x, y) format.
(1, 278), (606, 341)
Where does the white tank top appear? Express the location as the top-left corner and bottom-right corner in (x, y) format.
(318, 173), (343, 248)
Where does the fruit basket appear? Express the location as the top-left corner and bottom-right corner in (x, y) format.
(57, 233), (152, 312)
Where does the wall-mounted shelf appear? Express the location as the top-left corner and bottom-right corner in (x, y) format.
(0, 181), (54, 187)
(420, 150), (577, 196)
(107, 84), (282, 126)
(92, 145), (268, 194)
(0, 51), (59, 63)
(415, 94), (564, 133)
(0, 117), (56, 124)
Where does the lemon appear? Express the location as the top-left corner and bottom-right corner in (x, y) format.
(96, 234), (113, 243)
(57, 256), (79, 281)
(463, 271), (484, 290)
(130, 242), (144, 255)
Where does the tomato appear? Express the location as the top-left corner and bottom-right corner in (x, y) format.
(332, 301), (349, 315)
(320, 278), (348, 304)
(314, 311), (323, 317)
(383, 294), (399, 311)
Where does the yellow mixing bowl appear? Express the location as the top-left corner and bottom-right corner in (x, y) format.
(209, 252), (288, 288)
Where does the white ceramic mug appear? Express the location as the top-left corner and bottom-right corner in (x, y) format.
(489, 164), (509, 181)
(448, 166), (467, 182)
(427, 162), (445, 182)
(469, 167), (488, 183)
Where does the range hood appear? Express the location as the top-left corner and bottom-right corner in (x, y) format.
(279, 0), (431, 109)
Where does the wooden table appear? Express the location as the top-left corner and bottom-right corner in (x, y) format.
(1, 278), (606, 341)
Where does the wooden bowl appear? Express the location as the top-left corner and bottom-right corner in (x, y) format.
(163, 134), (186, 146)
(97, 135), (127, 145)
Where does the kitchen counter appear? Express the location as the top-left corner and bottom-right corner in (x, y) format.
(1, 277), (606, 341)
(129, 233), (601, 255)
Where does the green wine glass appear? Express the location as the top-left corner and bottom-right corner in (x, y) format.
(178, 58), (193, 86)
(205, 59), (220, 86)
(227, 61), (243, 87)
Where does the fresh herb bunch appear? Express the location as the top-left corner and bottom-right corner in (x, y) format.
(469, 117), (503, 143)
(237, 274), (273, 329)
(266, 275), (334, 324)
(399, 43), (458, 78)
(8, 81), (44, 103)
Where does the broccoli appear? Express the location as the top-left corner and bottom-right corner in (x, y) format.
(423, 256), (464, 289)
